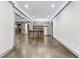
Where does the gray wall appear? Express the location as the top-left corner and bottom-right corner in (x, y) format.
(0, 2), (15, 56)
(44, 22), (51, 35)
(50, 22), (53, 36)
(53, 2), (79, 57)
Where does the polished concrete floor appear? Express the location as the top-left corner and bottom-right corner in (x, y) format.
(3, 34), (76, 58)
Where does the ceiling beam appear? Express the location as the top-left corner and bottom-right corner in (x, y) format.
(50, 1), (71, 22)
(15, 13), (24, 19)
(9, 1), (33, 22)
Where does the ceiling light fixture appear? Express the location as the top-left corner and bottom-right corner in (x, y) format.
(25, 5), (28, 8)
(32, 16), (35, 19)
(47, 16), (50, 18)
(32, 16), (35, 18)
(51, 4), (55, 8)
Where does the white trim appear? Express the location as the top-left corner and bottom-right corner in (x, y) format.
(9, 1), (33, 22)
(13, 1), (31, 19)
(53, 36), (78, 57)
(0, 47), (13, 57)
(50, 1), (70, 22)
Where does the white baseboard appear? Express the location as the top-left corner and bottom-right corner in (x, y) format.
(53, 36), (78, 58)
(0, 47), (13, 58)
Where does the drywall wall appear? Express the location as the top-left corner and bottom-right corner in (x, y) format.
(44, 22), (51, 35)
(50, 22), (53, 36)
(0, 2), (15, 56)
(25, 23), (28, 34)
(53, 1), (79, 57)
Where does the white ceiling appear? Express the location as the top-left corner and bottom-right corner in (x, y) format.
(15, 1), (65, 21)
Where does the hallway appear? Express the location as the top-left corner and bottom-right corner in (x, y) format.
(0, 1), (79, 58)
(3, 34), (76, 58)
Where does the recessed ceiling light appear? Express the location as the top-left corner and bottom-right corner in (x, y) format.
(51, 4), (55, 8)
(47, 15), (50, 18)
(47, 16), (50, 18)
(32, 16), (35, 19)
(33, 16), (35, 18)
(25, 5), (28, 8)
